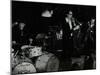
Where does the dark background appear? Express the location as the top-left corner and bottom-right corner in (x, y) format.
(12, 1), (96, 33)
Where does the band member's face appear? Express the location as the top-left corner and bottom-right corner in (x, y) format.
(29, 38), (33, 42)
(19, 23), (25, 30)
(91, 19), (95, 24)
(67, 11), (73, 18)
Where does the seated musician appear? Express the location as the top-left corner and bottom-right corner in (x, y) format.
(12, 21), (30, 51)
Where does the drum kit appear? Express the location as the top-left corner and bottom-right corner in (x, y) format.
(12, 44), (60, 74)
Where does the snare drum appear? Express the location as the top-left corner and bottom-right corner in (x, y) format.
(35, 51), (59, 72)
(29, 46), (43, 58)
(21, 45), (43, 58)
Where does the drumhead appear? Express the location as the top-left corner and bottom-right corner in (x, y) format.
(46, 55), (60, 72)
(35, 51), (59, 72)
(13, 62), (36, 74)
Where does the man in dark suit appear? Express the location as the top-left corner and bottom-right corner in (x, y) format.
(63, 11), (76, 57)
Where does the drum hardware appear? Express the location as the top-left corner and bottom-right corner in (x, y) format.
(13, 50), (19, 58)
(11, 49), (20, 60)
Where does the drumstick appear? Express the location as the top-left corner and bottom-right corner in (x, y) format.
(14, 50), (19, 58)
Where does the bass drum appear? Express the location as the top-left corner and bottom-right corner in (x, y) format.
(35, 51), (59, 72)
(12, 62), (36, 74)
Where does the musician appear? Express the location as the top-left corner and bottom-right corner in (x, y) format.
(12, 22), (29, 50)
(62, 10), (74, 59)
(85, 18), (96, 53)
(63, 10), (82, 57)
(65, 11), (76, 36)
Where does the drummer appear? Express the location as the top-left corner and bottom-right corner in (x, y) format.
(12, 21), (30, 49)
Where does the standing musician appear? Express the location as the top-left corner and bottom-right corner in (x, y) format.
(65, 11), (76, 38)
(62, 10), (75, 59)
(84, 18), (96, 53)
(83, 18), (96, 69)
(65, 10), (81, 38)
(64, 10), (82, 57)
